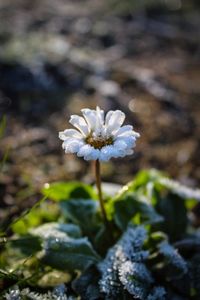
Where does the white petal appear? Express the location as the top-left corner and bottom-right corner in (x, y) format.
(116, 136), (136, 148)
(99, 150), (110, 161)
(59, 129), (83, 141)
(77, 144), (92, 157)
(105, 110), (125, 135)
(115, 125), (133, 137)
(99, 145), (116, 161)
(81, 109), (97, 131)
(69, 115), (89, 136)
(125, 149), (134, 155)
(121, 130), (140, 138)
(85, 148), (100, 161)
(96, 106), (104, 124)
(77, 144), (100, 160)
(114, 139), (128, 150)
(59, 131), (67, 141)
(62, 139), (84, 153)
(94, 106), (105, 136)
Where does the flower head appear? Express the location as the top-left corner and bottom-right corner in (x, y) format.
(59, 107), (140, 161)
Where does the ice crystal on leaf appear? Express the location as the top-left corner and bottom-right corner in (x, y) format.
(158, 241), (188, 276)
(147, 287), (166, 300)
(159, 177), (200, 201)
(119, 261), (153, 299)
(98, 226), (165, 299)
(59, 107), (140, 161)
(5, 285), (75, 300)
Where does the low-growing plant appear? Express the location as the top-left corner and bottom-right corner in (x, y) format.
(1, 107), (200, 299)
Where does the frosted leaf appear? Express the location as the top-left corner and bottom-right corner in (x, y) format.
(5, 286), (76, 300)
(158, 241), (187, 275)
(5, 286), (21, 300)
(147, 287), (166, 300)
(119, 261), (153, 284)
(159, 178), (200, 201)
(98, 226), (152, 299)
(119, 261), (153, 299)
(31, 223), (81, 240)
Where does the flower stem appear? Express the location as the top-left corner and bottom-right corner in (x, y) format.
(95, 159), (109, 228)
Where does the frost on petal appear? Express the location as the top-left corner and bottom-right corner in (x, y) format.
(77, 144), (97, 161)
(125, 149), (134, 155)
(99, 147), (111, 161)
(81, 108), (97, 131)
(99, 145), (120, 161)
(96, 106), (104, 124)
(116, 129), (140, 140)
(94, 106), (105, 136)
(59, 131), (67, 141)
(69, 115), (89, 136)
(116, 136), (136, 148)
(84, 148), (100, 161)
(62, 139), (84, 153)
(59, 129), (83, 141)
(105, 110), (125, 135)
(114, 139), (128, 150)
(99, 145), (121, 160)
(115, 125), (133, 136)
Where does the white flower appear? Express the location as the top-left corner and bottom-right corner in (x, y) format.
(59, 107), (140, 161)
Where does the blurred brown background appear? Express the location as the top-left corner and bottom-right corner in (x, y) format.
(0, 0), (200, 219)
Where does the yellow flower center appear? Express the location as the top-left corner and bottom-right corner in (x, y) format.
(85, 135), (113, 149)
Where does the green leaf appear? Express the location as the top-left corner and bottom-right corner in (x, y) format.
(158, 177), (200, 202)
(31, 222), (99, 272)
(157, 240), (188, 280)
(189, 254), (200, 297)
(114, 169), (164, 201)
(114, 195), (138, 230)
(130, 169), (164, 191)
(154, 192), (188, 242)
(31, 222), (82, 239)
(114, 193), (163, 231)
(41, 236), (100, 272)
(60, 199), (100, 236)
(9, 235), (42, 256)
(72, 265), (102, 300)
(42, 181), (97, 201)
(94, 224), (116, 256)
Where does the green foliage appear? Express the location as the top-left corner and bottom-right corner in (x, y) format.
(40, 237), (99, 272)
(60, 199), (100, 237)
(153, 192), (188, 241)
(72, 265), (102, 300)
(42, 181), (97, 201)
(11, 202), (59, 235)
(1, 169), (200, 299)
(4, 284), (75, 300)
(113, 193), (163, 231)
(9, 235), (42, 256)
(31, 222), (99, 272)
